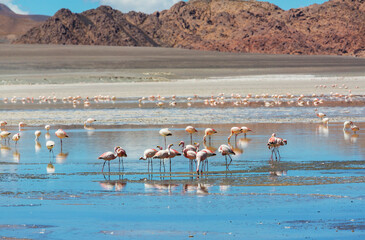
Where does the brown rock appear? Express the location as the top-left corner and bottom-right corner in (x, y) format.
(14, 0), (365, 57)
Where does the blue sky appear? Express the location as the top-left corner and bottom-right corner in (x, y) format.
(0, 0), (328, 15)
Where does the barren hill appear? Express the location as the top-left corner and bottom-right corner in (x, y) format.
(0, 3), (48, 42)
(15, 0), (365, 57)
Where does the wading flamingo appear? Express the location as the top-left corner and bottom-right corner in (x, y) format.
(203, 128), (217, 143)
(196, 150), (208, 176)
(45, 125), (50, 132)
(46, 140), (55, 157)
(153, 144), (172, 171)
(343, 121), (353, 131)
(139, 148), (158, 171)
(98, 148), (119, 172)
(55, 129), (68, 150)
(218, 144), (235, 171)
(84, 118), (96, 127)
(267, 133), (287, 160)
(241, 126), (253, 137)
(0, 131), (11, 144)
(185, 126), (198, 144)
(114, 146), (127, 171)
(351, 124), (360, 134)
(18, 122), (27, 131)
(159, 128), (172, 148)
(34, 130), (41, 141)
(12, 133), (20, 146)
(315, 109), (326, 120)
(183, 148), (197, 172)
(178, 141), (198, 152)
(228, 127), (243, 143)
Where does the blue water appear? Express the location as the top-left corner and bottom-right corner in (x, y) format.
(0, 122), (364, 239)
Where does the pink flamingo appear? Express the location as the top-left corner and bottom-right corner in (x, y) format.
(98, 148), (119, 172)
(185, 126), (198, 144)
(178, 141), (198, 152)
(183, 148), (197, 172)
(114, 146), (127, 171)
(140, 148), (158, 171)
(241, 126), (253, 137)
(55, 129), (69, 150)
(267, 133), (287, 160)
(228, 127), (243, 142)
(153, 144), (172, 171)
(201, 148), (216, 172)
(218, 144), (235, 171)
(196, 150), (208, 176)
(12, 133), (20, 146)
(204, 128), (217, 143)
(167, 145), (181, 172)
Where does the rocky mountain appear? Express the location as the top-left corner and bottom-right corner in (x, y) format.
(0, 4), (48, 42)
(15, 0), (365, 57)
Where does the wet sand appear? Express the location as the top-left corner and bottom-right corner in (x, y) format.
(0, 44), (365, 97)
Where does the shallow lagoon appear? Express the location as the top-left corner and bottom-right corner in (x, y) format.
(0, 121), (364, 239)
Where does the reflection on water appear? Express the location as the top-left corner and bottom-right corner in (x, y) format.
(317, 124), (329, 137)
(35, 141), (41, 152)
(13, 150), (20, 162)
(47, 163), (55, 173)
(0, 144), (11, 157)
(45, 133), (50, 140)
(56, 152), (68, 164)
(269, 160), (288, 179)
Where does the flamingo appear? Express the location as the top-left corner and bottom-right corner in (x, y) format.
(167, 144), (181, 172)
(114, 146), (127, 171)
(218, 144), (235, 171)
(0, 131), (11, 144)
(84, 118), (96, 127)
(55, 129), (68, 149)
(228, 127), (243, 142)
(185, 126), (198, 144)
(267, 133), (287, 160)
(0, 121), (7, 129)
(18, 122), (27, 131)
(351, 124), (360, 134)
(315, 109), (326, 120)
(178, 141), (198, 152)
(241, 126), (253, 137)
(98, 148), (119, 172)
(201, 148), (216, 172)
(153, 144), (172, 171)
(12, 133), (20, 146)
(183, 148), (197, 171)
(34, 130), (41, 141)
(322, 117), (329, 126)
(343, 121), (353, 131)
(45, 125), (51, 132)
(46, 140), (55, 157)
(159, 128), (172, 148)
(196, 150), (208, 175)
(203, 128), (217, 143)
(139, 148), (158, 171)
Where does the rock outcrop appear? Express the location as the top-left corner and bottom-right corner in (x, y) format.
(15, 0), (365, 57)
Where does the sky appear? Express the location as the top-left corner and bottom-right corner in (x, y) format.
(0, 0), (329, 15)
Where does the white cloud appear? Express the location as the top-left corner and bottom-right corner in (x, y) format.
(0, 0), (28, 14)
(98, 0), (180, 13)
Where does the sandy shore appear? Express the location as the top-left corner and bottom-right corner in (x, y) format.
(0, 44), (364, 97)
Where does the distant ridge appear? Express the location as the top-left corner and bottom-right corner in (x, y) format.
(0, 3), (48, 42)
(14, 0), (365, 57)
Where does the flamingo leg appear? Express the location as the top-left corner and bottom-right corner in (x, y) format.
(235, 134), (237, 143)
(225, 155), (228, 171)
(164, 137), (166, 149)
(277, 148), (281, 159)
(190, 133), (193, 145)
(102, 161), (106, 172)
